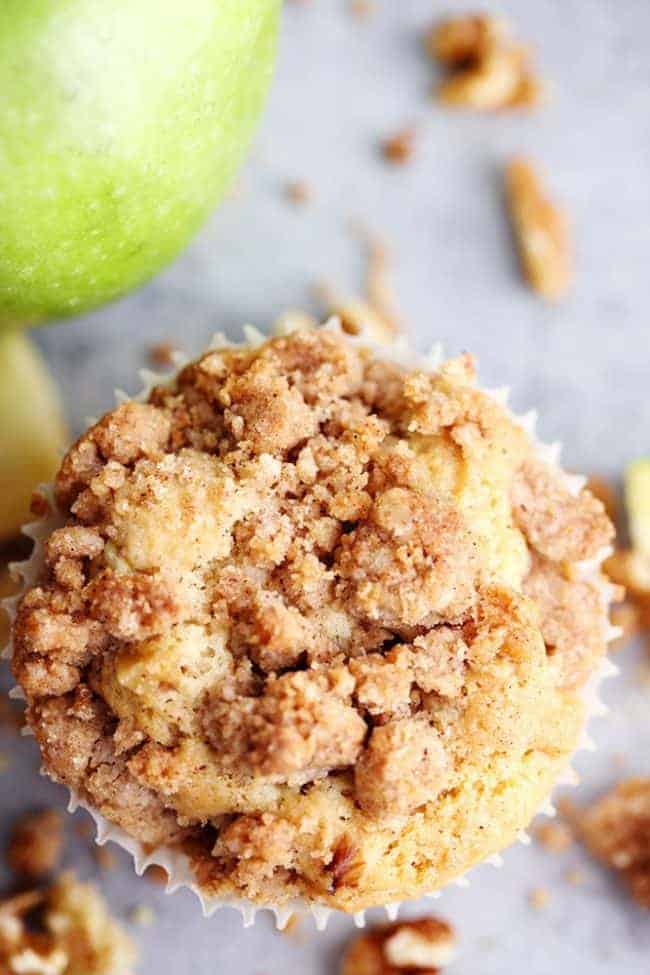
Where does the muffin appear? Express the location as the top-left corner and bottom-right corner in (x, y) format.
(9, 324), (616, 916)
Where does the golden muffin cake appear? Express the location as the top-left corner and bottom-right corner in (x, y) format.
(9, 326), (615, 916)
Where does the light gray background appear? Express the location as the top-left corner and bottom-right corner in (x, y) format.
(2, 1), (650, 972)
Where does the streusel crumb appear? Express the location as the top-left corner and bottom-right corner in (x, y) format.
(341, 917), (455, 975)
(580, 779), (650, 907)
(0, 874), (136, 975)
(13, 327), (613, 912)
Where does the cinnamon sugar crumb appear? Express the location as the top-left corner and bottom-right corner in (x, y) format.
(505, 158), (572, 300)
(580, 778), (650, 907)
(341, 917), (455, 974)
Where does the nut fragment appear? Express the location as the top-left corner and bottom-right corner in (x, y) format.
(426, 13), (546, 111)
(580, 778), (650, 907)
(505, 157), (572, 300)
(341, 917), (455, 975)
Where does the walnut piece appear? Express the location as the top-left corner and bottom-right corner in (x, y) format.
(505, 157), (572, 300)
(341, 917), (455, 974)
(426, 13), (546, 111)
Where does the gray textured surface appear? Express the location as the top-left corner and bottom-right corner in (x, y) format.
(3, 1), (650, 972)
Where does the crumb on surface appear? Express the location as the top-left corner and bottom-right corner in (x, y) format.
(7, 810), (64, 879)
(426, 13), (547, 111)
(349, 0), (376, 19)
(528, 886), (550, 910)
(147, 343), (178, 370)
(380, 127), (416, 165)
(505, 157), (572, 300)
(341, 916), (455, 974)
(533, 820), (573, 854)
(285, 180), (313, 206)
(580, 778), (650, 907)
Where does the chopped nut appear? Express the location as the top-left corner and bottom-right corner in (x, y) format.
(328, 834), (363, 891)
(580, 778), (650, 907)
(424, 13), (508, 65)
(426, 13), (546, 112)
(285, 180), (313, 206)
(148, 342), (178, 369)
(533, 820), (574, 854)
(381, 127), (416, 165)
(505, 157), (572, 300)
(7, 810), (64, 879)
(528, 886), (550, 910)
(341, 917), (455, 974)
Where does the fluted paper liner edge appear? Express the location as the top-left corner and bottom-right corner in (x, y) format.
(2, 320), (621, 930)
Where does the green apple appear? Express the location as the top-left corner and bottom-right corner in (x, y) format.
(0, 0), (279, 328)
(0, 331), (68, 541)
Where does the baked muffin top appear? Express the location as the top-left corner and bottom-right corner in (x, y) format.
(12, 327), (614, 912)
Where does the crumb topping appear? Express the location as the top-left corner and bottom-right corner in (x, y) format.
(12, 328), (613, 911)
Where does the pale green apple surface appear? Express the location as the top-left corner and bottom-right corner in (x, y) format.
(0, 0), (279, 327)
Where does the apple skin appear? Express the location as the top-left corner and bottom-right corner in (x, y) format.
(0, 0), (279, 328)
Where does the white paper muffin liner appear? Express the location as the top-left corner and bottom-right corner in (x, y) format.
(2, 319), (621, 930)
